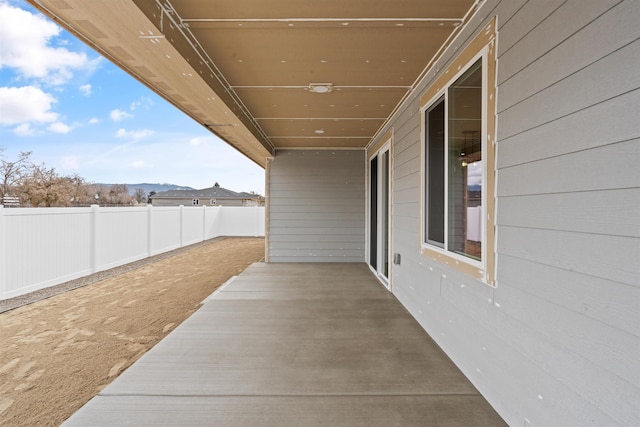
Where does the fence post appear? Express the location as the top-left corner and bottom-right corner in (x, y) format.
(147, 204), (152, 256)
(0, 205), (4, 299)
(90, 204), (99, 273)
(179, 205), (184, 247)
(255, 206), (260, 237)
(202, 205), (206, 242)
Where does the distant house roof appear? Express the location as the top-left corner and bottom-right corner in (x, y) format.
(150, 186), (260, 199)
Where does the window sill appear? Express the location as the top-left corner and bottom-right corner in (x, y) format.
(420, 245), (487, 283)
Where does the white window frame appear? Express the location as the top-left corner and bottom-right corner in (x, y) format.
(421, 50), (487, 270)
(418, 18), (497, 286)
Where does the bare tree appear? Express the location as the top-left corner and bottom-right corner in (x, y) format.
(133, 188), (147, 204)
(67, 174), (92, 206)
(1, 149), (143, 207)
(20, 163), (72, 207)
(0, 150), (32, 203)
(108, 184), (132, 206)
(89, 184), (110, 206)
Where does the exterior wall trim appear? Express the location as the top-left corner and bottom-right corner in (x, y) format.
(419, 17), (497, 286)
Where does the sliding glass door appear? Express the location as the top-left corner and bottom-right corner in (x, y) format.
(369, 145), (390, 285)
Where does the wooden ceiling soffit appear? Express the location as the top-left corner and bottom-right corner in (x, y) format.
(258, 119), (384, 138)
(132, 0), (274, 156)
(270, 138), (371, 149)
(233, 88), (407, 119)
(171, 0), (475, 20)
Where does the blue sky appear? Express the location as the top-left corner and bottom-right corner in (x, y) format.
(0, 0), (265, 194)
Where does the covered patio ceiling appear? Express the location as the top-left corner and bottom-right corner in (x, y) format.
(30, 0), (481, 167)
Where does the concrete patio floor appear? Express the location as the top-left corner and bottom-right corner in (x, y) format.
(63, 262), (505, 426)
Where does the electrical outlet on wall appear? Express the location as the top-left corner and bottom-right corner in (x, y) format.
(393, 253), (401, 265)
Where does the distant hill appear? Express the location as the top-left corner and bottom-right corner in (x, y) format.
(126, 183), (195, 196)
(99, 183), (195, 196)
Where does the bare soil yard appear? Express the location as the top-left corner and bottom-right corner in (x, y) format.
(0, 237), (265, 426)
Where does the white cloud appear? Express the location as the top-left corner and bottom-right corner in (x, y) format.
(0, 3), (97, 86)
(48, 121), (72, 134)
(110, 109), (133, 122)
(131, 160), (151, 169)
(60, 155), (79, 170)
(13, 123), (35, 136)
(88, 117), (100, 125)
(79, 84), (92, 96)
(115, 128), (154, 140)
(130, 97), (153, 111)
(0, 85), (58, 125)
(189, 137), (205, 146)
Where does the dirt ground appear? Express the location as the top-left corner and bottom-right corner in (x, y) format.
(0, 237), (265, 426)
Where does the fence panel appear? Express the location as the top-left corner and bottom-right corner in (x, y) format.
(149, 207), (182, 255)
(0, 206), (265, 300)
(217, 206), (264, 237)
(95, 207), (149, 270)
(181, 206), (206, 246)
(1, 207), (93, 299)
(204, 206), (222, 239)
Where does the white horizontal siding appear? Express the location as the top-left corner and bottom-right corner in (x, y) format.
(499, 89), (640, 168)
(497, 0), (620, 85)
(498, 189), (640, 237)
(498, 38), (640, 139)
(370, 0), (640, 425)
(267, 150), (365, 262)
(499, 138), (639, 196)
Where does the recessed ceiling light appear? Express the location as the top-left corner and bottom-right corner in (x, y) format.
(308, 83), (334, 93)
(395, 23), (404, 27)
(342, 22), (349, 26)
(315, 129), (325, 134)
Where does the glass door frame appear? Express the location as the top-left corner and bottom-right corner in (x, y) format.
(368, 141), (392, 289)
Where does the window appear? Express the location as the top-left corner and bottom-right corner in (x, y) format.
(420, 18), (496, 285)
(210, 199), (217, 205)
(424, 59), (482, 261)
(192, 199), (199, 205)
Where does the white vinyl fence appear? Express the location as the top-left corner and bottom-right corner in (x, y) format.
(0, 205), (264, 300)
